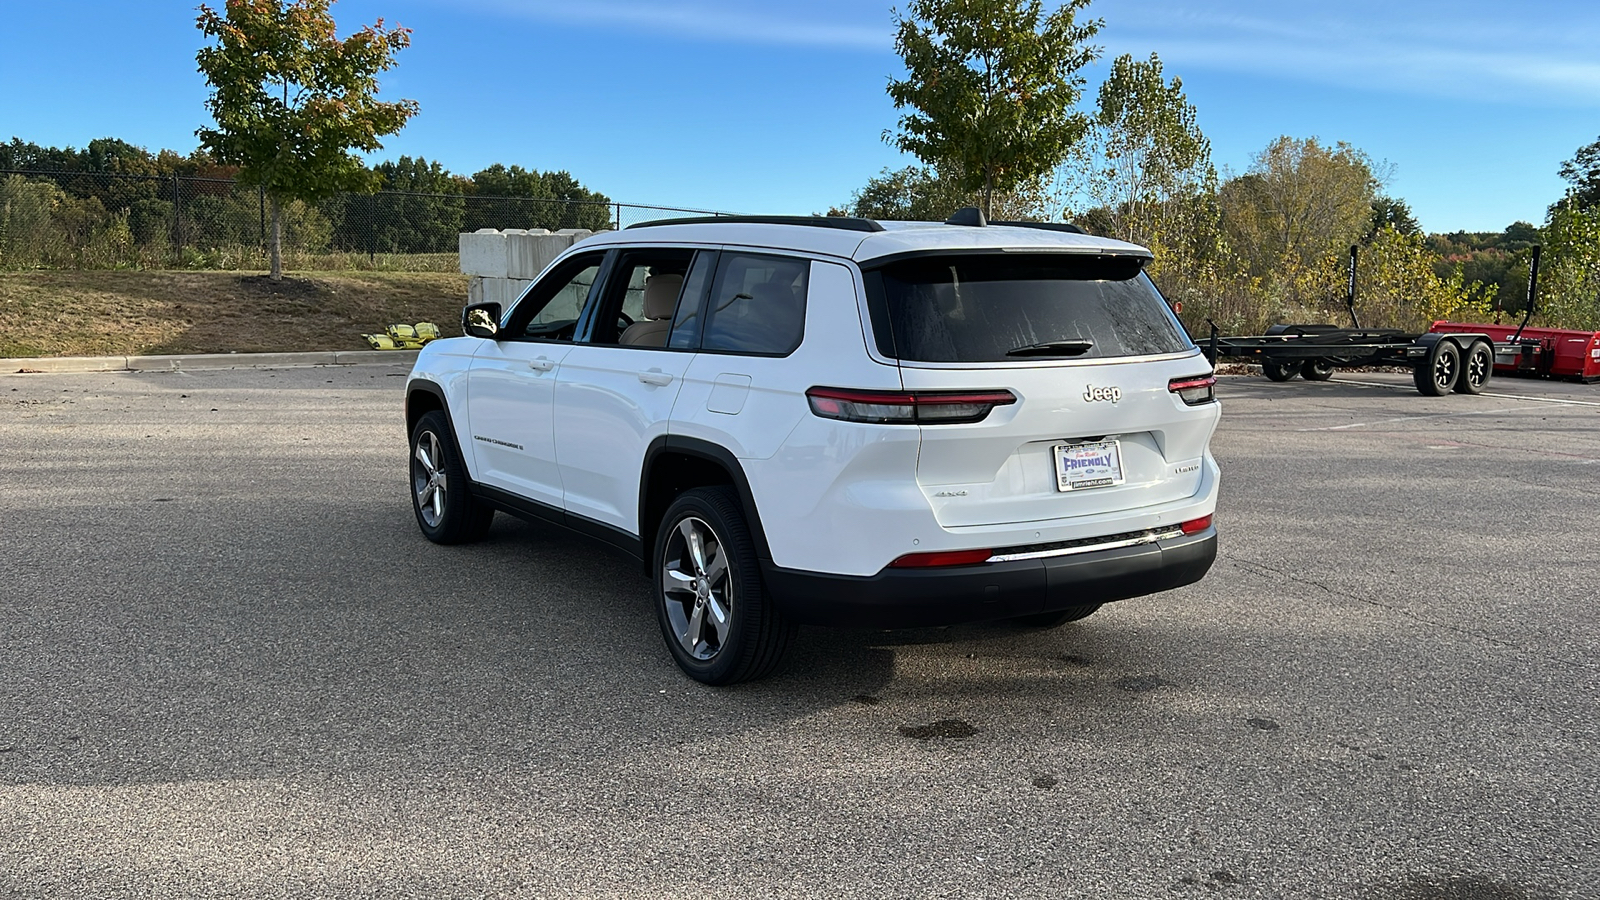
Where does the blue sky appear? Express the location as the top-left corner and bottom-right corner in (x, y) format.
(2, 0), (1597, 232)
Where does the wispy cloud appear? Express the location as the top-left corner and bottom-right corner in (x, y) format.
(455, 0), (892, 51)
(1104, 1), (1600, 106)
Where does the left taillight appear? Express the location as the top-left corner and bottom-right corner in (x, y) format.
(1168, 375), (1216, 406)
(806, 387), (1017, 425)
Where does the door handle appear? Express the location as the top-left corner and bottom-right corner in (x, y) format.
(527, 357), (556, 372)
(638, 369), (674, 386)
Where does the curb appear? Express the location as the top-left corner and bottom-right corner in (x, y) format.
(2, 349), (421, 375)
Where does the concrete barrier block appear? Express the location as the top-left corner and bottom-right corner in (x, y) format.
(505, 230), (549, 280)
(507, 232), (577, 280)
(459, 229), (508, 278)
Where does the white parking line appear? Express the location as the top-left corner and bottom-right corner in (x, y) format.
(1298, 406), (1541, 432)
(1330, 378), (1600, 409)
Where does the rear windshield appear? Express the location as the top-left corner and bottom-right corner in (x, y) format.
(862, 254), (1192, 362)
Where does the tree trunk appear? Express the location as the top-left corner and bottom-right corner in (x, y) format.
(983, 171), (994, 222)
(269, 195), (283, 282)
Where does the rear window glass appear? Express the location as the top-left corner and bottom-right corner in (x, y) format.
(863, 254), (1191, 362)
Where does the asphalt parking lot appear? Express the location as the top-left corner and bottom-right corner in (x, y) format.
(2, 363), (1597, 899)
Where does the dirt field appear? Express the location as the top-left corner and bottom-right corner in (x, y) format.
(0, 270), (471, 357)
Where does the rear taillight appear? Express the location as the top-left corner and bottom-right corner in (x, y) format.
(806, 387), (1017, 425)
(1180, 514), (1213, 535)
(1168, 375), (1216, 406)
(888, 548), (994, 568)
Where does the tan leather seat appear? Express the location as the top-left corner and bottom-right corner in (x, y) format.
(619, 273), (683, 347)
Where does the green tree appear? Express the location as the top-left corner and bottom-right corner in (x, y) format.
(842, 165), (1046, 221)
(886, 0), (1101, 219)
(466, 164), (612, 233)
(1556, 135), (1600, 212)
(1219, 137), (1379, 284)
(1071, 53), (1211, 244)
(1368, 195), (1419, 238)
(365, 156), (465, 253)
(195, 0), (418, 280)
(1542, 203), (1600, 329)
(1359, 226), (1495, 329)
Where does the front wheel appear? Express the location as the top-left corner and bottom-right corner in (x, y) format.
(1012, 603), (1103, 629)
(409, 410), (494, 544)
(1262, 359), (1298, 382)
(654, 486), (796, 685)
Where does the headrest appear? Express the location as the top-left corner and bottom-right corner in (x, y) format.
(642, 273), (684, 320)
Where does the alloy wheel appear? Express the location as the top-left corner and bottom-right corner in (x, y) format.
(661, 516), (733, 661)
(412, 430), (448, 528)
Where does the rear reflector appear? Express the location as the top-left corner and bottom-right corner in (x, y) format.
(1180, 514), (1213, 535)
(806, 387), (1017, 425)
(1169, 375), (1216, 406)
(888, 548), (994, 568)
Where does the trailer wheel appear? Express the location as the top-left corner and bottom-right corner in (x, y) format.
(1301, 360), (1335, 381)
(1455, 341), (1493, 395)
(1414, 341), (1461, 396)
(1263, 359), (1298, 382)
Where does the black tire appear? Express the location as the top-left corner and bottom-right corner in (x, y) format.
(1301, 359), (1335, 381)
(1263, 359), (1298, 382)
(654, 486), (796, 685)
(1413, 340), (1461, 396)
(409, 410), (494, 544)
(1455, 341), (1493, 395)
(1012, 603), (1103, 629)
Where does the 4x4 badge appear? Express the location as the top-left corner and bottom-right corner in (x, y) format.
(1083, 385), (1122, 404)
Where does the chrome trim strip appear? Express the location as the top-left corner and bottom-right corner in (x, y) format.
(985, 528), (1185, 563)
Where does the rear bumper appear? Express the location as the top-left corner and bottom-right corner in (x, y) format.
(760, 528), (1217, 629)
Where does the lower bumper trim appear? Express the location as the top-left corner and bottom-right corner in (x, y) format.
(760, 528), (1217, 629)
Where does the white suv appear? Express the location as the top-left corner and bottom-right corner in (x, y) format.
(405, 211), (1221, 684)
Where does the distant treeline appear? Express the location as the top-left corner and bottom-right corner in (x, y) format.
(0, 136), (614, 268)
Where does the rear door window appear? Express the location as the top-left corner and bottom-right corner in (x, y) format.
(863, 254), (1191, 362)
(701, 252), (809, 356)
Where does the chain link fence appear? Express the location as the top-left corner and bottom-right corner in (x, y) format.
(0, 169), (727, 271)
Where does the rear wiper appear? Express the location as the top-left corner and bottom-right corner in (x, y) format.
(1005, 339), (1095, 357)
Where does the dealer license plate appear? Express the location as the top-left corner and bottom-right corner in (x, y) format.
(1054, 441), (1124, 492)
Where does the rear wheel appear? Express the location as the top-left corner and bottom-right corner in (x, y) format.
(1263, 359), (1298, 382)
(1414, 341), (1461, 396)
(1455, 341), (1493, 394)
(1301, 359), (1335, 381)
(409, 410), (494, 544)
(1012, 603), (1103, 629)
(654, 486), (796, 685)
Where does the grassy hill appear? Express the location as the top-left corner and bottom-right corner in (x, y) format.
(0, 270), (471, 358)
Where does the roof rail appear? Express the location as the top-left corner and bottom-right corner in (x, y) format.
(628, 215), (886, 233)
(941, 207), (1089, 234)
(992, 220), (1088, 235)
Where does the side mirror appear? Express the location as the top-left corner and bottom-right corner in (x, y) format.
(463, 303), (502, 339)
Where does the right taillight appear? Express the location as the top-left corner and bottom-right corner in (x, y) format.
(806, 387), (1017, 425)
(1168, 375), (1216, 406)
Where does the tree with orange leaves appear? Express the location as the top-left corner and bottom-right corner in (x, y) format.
(196, 0), (417, 280)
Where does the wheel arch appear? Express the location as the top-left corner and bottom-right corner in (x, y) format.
(405, 379), (450, 436)
(639, 436), (772, 574)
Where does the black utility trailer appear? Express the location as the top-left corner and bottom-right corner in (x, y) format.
(1200, 324), (1496, 396)
(1194, 244), (1535, 397)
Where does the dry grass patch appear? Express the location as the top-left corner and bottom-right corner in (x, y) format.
(0, 270), (470, 357)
